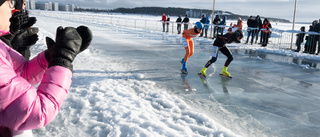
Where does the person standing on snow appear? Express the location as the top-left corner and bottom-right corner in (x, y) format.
(166, 15), (170, 32)
(245, 16), (256, 44)
(182, 14), (189, 30)
(255, 15), (262, 44)
(204, 17), (210, 38)
(199, 29), (244, 78)
(199, 15), (206, 37)
(162, 13), (166, 32)
(0, 0), (93, 136)
(212, 15), (221, 38)
(233, 17), (243, 31)
(295, 26), (305, 52)
(261, 18), (272, 47)
(4, 0), (38, 61)
(176, 15), (182, 34)
(218, 16), (226, 36)
(181, 22), (203, 74)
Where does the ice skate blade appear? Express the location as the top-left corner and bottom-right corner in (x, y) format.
(219, 74), (232, 78)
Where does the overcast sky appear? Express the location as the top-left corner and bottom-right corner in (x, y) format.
(44, 0), (319, 22)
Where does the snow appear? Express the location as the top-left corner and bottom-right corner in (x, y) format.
(28, 11), (320, 137)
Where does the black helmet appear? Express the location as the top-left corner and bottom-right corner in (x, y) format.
(235, 29), (244, 38)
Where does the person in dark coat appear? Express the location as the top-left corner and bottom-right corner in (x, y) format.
(255, 15), (262, 44)
(199, 15), (206, 37)
(245, 16), (257, 44)
(304, 20), (319, 54)
(166, 15), (170, 32)
(315, 20), (320, 55)
(295, 26), (305, 52)
(176, 15), (182, 34)
(182, 14), (189, 30)
(213, 15), (221, 38)
(218, 16), (226, 36)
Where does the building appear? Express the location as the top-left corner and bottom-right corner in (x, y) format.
(29, 1), (75, 12)
(53, 2), (59, 11)
(29, 0), (36, 10)
(186, 10), (206, 18)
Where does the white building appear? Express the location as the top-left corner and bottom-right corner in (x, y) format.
(30, 0), (36, 10)
(54, 2), (59, 11)
(71, 4), (75, 12)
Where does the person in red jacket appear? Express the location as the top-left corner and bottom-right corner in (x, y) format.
(162, 13), (166, 32)
(181, 22), (203, 74)
(261, 18), (272, 47)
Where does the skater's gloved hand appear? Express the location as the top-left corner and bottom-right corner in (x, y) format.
(11, 27), (39, 49)
(45, 26), (92, 71)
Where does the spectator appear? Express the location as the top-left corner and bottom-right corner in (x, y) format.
(316, 20), (320, 55)
(6, 0), (37, 61)
(256, 15), (262, 44)
(295, 26), (305, 52)
(0, 1), (92, 136)
(245, 16), (256, 44)
(304, 20), (319, 54)
(162, 13), (166, 32)
(261, 18), (272, 47)
(204, 17), (210, 38)
(233, 17), (243, 30)
(182, 14), (189, 30)
(166, 15), (170, 32)
(199, 15), (206, 37)
(176, 15), (182, 34)
(218, 16), (226, 36)
(213, 15), (221, 38)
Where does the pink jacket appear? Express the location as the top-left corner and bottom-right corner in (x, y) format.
(0, 31), (72, 133)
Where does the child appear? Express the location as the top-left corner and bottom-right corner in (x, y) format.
(181, 22), (203, 74)
(199, 29), (244, 78)
(295, 26), (305, 52)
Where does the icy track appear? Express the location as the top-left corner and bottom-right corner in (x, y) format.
(29, 12), (320, 137)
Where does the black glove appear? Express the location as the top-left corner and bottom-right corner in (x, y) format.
(46, 26), (83, 71)
(9, 11), (29, 34)
(11, 27), (39, 49)
(21, 17), (37, 30)
(76, 26), (92, 52)
(45, 26), (92, 62)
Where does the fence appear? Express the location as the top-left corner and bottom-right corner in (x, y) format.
(30, 10), (320, 54)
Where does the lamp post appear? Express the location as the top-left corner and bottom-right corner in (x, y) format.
(210, 0), (216, 38)
(290, 0), (298, 49)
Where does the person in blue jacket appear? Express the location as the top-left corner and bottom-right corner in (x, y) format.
(199, 15), (206, 37)
(204, 17), (210, 38)
(218, 16), (226, 36)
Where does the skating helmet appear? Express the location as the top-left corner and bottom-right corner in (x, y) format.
(234, 29), (244, 38)
(195, 22), (203, 29)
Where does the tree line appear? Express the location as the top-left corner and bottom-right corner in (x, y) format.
(74, 7), (290, 23)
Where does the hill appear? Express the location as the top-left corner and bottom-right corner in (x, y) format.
(75, 7), (290, 23)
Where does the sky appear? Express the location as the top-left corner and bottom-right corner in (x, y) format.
(39, 0), (320, 22)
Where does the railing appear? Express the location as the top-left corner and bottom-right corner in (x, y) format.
(30, 10), (320, 54)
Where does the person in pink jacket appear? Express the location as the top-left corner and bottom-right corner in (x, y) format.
(0, 0), (92, 136)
